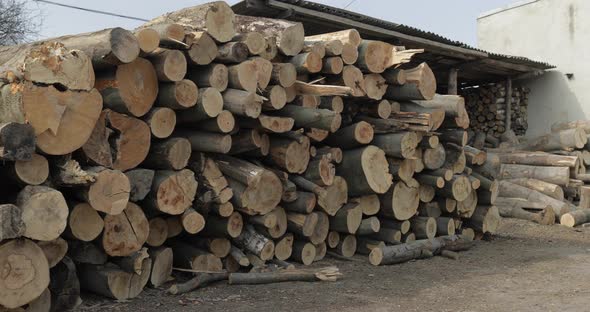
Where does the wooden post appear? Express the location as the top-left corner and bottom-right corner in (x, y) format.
(505, 77), (512, 132)
(448, 68), (458, 95)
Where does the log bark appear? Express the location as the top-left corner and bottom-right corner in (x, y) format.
(143, 2), (235, 43)
(324, 121), (374, 149)
(498, 205), (555, 225)
(0, 123), (35, 161)
(500, 164), (570, 186)
(560, 209), (590, 227)
(497, 152), (579, 167)
(0, 239), (50, 309)
(125, 169), (155, 202)
(499, 180), (570, 217)
(504, 178), (564, 200)
(271, 105), (341, 132)
(186, 64), (228, 92)
(0, 41), (94, 90)
(411, 217), (437, 239)
(142, 137), (191, 170)
(45, 28), (140, 69)
(233, 224), (275, 261)
(290, 175), (347, 216)
(290, 240), (316, 265)
(337, 146), (393, 196)
(235, 15), (304, 56)
(78, 261), (151, 300)
(201, 212), (243, 238)
(270, 63), (297, 88)
(48, 256), (81, 312)
(466, 205), (501, 234)
(0, 204), (25, 241)
(329, 203), (362, 234)
(518, 128), (587, 151)
(305, 29), (361, 47)
(357, 217), (381, 235)
(369, 235), (471, 266)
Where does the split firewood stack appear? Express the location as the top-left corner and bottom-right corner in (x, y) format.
(462, 83), (530, 142)
(0, 1), (501, 309)
(484, 120), (590, 227)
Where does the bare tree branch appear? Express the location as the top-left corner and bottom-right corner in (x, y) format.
(0, 0), (42, 45)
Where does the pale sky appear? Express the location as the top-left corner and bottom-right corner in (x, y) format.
(27, 0), (518, 47)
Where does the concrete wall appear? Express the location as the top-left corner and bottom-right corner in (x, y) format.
(478, 0), (590, 137)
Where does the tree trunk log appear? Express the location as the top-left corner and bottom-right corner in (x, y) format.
(337, 146), (393, 196)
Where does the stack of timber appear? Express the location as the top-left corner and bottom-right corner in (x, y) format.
(462, 83), (530, 141)
(0, 1), (500, 309)
(488, 120), (590, 227)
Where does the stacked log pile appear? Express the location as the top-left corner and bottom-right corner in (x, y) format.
(0, 2), (500, 309)
(462, 83), (530, 140)
(488, 120), (590, 226)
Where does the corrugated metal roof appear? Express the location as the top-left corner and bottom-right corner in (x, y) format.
(252, 0), (553, 70)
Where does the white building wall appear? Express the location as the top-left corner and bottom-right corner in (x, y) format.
(478, 0), (590, 137)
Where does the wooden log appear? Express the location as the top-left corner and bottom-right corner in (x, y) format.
(267, 136), (311, 174)
(333, 235), (357, 258)
(201, 212), (243, 238)
(270, 63), (297, 88)
(44, 27), (140, 69)
(81, 109), (151, 171)
(0, 123), (35, 161)
(0, 239), (50, 309)
(382, 68), (406, 85)
(1, 153), (48, 186)
(0, 204), (25, 241)
(357, 217), (381, 235)
(500, 164), (570, 186)
(411, 217), (437, 239)
(518, 128), (587, 151)
(233, 224), (275, 261)
(305, 29), (361, 47)
(388, 157), (416, 184)
(147, 247), (173, 287)
(423, 144), (446, 170)
(143, 169), (198, 215)
(145, 48), (187, 82)
(271, 105), (341, 132)
(262, 85), (287, 111)
(287, 212), (318, 238)
(337, 146), (393, 196)
(466, 205), (501, 234)
(228, 266), (341, 284)
(364, 74), (387, 100)
(333, 65), (365, 97)
(273, 233), (294, 261)
(222, 88), (262, 118)
(290, 175), (348, 216)
(324, 121), (374, 149)
(372, 132), (419, 159)
(102, 202), (149, 257)
(47, 256), (80, 311)
(356, 40), (393, 74)
(135, 28), (160, 55)
(329, 203), (362, 234)
(213, 155), (282, 215)
(433, 175), (471, 202)
(497, 152), (579, 167)
(498, 205), (555, 225)
(186, 64), (228, 93)
(16, 186), (67, 241)
(0, 41), (94, 91)
(321, 56), (344, 74)
(198, 110), (235, 134)
(175, 130), (231, 154)
(384, 63), (436, 101)
(216, 42), (248, 63)
(580, 186), (590, 209)
(235, 15), (304, 56)
(560, 209), (590, 227)
(142, 138), (191, 170)
(0, 83), (102, 156)
(155, 79), (198, 110)
(302, 156), (335, 187)
(250, 57), (273, 89)
(369, 235), (471, 266)
(143, 2), (235, 43)
(379, 182), (419, 221)
(36, 237), (68, 269)
(341, 42), (359, 64)
(64, 202), (104, 242)
(95, 58), (158, 117)
(351, 194), (381, 216)
(142, 107), (176, 139)
(456, 189), (478, 218)
(233, 32), (266, 55)
(290, 240), (316, 265)
(498, 180), (570, 217)
(175, 87), (223, 124)
(504, 178), (564, 200)
(138, 23), (185, 47)
(125, 169), (154, 202)
(168, 241), (222, 272)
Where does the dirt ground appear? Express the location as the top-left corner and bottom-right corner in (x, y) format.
(79, 219), (590, 312)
